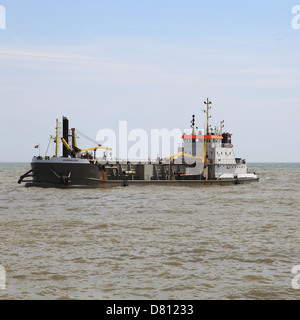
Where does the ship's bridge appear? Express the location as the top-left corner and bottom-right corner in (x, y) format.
(181, 129), (223, 156)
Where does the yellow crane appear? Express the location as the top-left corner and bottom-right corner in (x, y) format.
(165, 152), (203, 160)
(61, 138), (111, 154)
(80, 145), (111, 152)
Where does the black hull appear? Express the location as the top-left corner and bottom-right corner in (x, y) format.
(95, 178), (260, 187)
(24, 178), (259, 188)
(28, 161), (101, 187)
(18, 159), (259, 188)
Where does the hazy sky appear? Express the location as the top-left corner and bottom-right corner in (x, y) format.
(0, 0), (300, 162)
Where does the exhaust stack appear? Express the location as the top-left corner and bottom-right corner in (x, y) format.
(62, 116), (69, 158)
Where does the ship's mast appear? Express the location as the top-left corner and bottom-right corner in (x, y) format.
(220, 120), (224, 136)
(55, 119), (60, 157)
(191, 114), (195, 135)
(71, 128), (78, 152)
(203, 98), (211, 135)
(203, 98), (212, 164)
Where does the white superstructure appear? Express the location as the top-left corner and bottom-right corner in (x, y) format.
(179, 99), (258, 181)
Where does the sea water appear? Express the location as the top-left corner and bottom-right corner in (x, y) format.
(0, 162), (299, 299)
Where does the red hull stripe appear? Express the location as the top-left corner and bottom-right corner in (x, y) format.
(182, 135), (223, 139)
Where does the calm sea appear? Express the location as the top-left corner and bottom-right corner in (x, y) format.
(0, 162), (299, 300)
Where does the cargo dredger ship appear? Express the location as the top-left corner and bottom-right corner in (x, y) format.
(18, 99), (259, 187)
